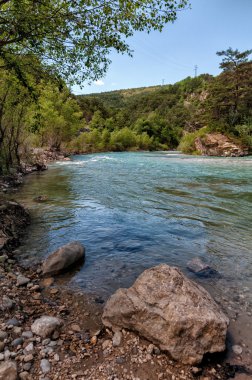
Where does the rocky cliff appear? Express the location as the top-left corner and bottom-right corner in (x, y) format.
(195, 133), (249, 157)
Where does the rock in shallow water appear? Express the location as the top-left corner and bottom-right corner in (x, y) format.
(102, 264), (229, 365)
(187, 257), (221, 278)
(42, 241), (85, 276)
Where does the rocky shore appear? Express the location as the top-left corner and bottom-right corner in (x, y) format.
(0, 251), (249, 380)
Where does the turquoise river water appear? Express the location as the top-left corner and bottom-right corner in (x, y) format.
(16, 152), (252, 354)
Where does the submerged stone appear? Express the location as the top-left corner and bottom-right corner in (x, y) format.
(187, 257), (221, 279)
(42, 241), (85, 276)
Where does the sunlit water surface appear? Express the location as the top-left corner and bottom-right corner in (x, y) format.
(16, 152), (252, 348)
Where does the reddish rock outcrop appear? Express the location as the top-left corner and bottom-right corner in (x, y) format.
(195, 133), (248, 157)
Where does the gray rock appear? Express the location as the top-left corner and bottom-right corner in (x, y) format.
(115, 356), (125, 364)
(31, 316), (62, 338)
(22, 331), (33, 339)
(112, 331), (122, 347)
(42, 241), (85, 276)
(40, 359), (51, 374)
(12, 338), (23, 347)
(4, 350), (11, 360)
(6, 319), (20, 327)
(0, 296), (14, 311)
(102, 264), (229, 365)
(0, 361), (17, 380)
(0, 354), (4, 361)
(23, 362), (32, 371)
(42, 339), (50, 346)
(232, 345), (243, 355)
(16, 275), (30, 286)
(0, 331), (7, 341)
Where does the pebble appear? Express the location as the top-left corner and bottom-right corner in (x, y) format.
(19, 371), (30, 380)
(0, 353), (4, 361)
(25, 342), (34, 353)
(1, 296), (14, 310)
(191, 367), (202, 374)
(12, 337), (24, 347)
(0, 331), (7, 341)
(4, 350), (11, 360)
(116, 356), (126, 364)
(102, 340), (111, 350)
(52, 331), (59, 340)
(24, 354), (34, 362)
(41, 278), (54, 287)
(50, 288), (59, 295)
(70, 324), (81, 332)
(13, 327), (22, 334)
(42, 339), (51, 346)
(6, 318), (20, 327)
(90, 336), (97, 345)
(16, 274), (30, 286)
(40, 359), (51, 374)
(112, 331), (122, 347)
(22, 331), (33, 339)
(48, 341), (57, 347)
(147, 344), (154, 354)
(232, 345), (243, 355)
(23, 362), (32, 371)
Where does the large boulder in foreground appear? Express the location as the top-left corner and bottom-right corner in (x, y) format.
(102, 264), (229, 365)
(42, 241), (85, 276)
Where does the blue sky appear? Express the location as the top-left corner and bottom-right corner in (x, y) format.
(72, 0), (252, 95)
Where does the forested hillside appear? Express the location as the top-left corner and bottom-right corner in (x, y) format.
(74, 48), (252, 154)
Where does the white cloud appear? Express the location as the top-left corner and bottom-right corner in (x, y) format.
(94, 79), (105, 86)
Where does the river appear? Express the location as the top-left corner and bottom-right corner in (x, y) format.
(16, 151), (252, 359)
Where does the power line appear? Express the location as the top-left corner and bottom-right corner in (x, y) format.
(194, 65), (198, 77)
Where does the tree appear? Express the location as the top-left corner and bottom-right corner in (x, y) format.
(217, 47), (252, 72)
(0, 0), (189, 85)
(0, 67), (32, 174)
(205, 48), (252, 129)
